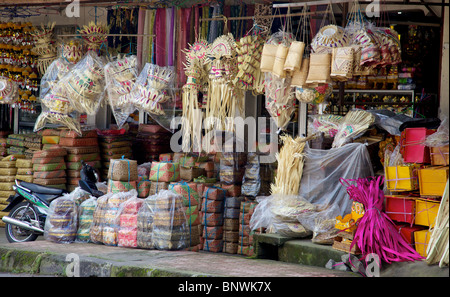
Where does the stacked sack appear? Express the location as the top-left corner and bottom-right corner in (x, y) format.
(76, 196), (97, 242)
(117, 197), (144, 248)
(6, 134), (26, 156)
(219, 152), (247, 186)
(149, 161), (180, 195)
(137, 196), (155, 249)
(222, 196), (244, 254)
(41, 129), (60, 150)
(0, 135), (9, 158)
(44, 195), (78, 243)
(132, 124), (172, 164)
(16, 158), (34, 183)
(168, 181), (202, 250)
(98, 129), (132, 182)
(90, 193), (113, 244)
(200, 186), (226, 253)
(23, 134), (42, 159)
(0, 155), (20, 225)
(241, 153), (261, 198)
(238, 200), (261, 256)
(107, 158), (138, 193)
(32, 148), (67, 190)
(60, 129), (101, 192)
(152, 190), (189, 250)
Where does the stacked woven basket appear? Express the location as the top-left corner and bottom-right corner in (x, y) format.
(98, 130), (133, 181)
(107, 158), (138, 194)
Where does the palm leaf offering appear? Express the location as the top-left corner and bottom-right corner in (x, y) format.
(332, 109), (375, 148)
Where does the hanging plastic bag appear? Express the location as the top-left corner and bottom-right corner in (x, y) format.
(62, 51), (106, 115)
(130, 63), (176, 131)
(104, 55), (138, 128)
(44, 194), (78, 244)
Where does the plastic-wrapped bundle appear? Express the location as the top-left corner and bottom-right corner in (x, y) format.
(137, 196), (156, 249)
(117, 197), (144, 248)
(0, 76), (19, 105)
(151, 190), (189, 250)
(76, 197), (97, 242)
(63, 51), (106, 115)
(104, 55), (138, 128)
(44, 195), (78, 243)
(90, 193), (113, 244)
(241, 153), (261, 197)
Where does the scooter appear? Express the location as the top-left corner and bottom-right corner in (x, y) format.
(2, 161), (103, 243)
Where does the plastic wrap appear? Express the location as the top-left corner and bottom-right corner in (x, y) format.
(137, 196), (156, 249)
(424, 116), (449, 147)
(33, 58), (80, 134)
(76, 196), (97, 242)
(298, 143), (374, 217)
(90, 193), (113, 244)
(151, 190), (189, 250)
(104, 55), (138, 128)
(44, 195), (78, 244)
(117, 197), (144, 248)
(62, 51), (106, 115)
(297, 204), (340, 244)
(241, 152), (261, 197)
(367, 109), (419, 136)
(130, 63), (177, 131)
(250, 195), (313, 238)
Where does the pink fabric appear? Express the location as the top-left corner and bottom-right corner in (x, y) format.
(155, 8), (166, 66)
(176, 7), (192, 87)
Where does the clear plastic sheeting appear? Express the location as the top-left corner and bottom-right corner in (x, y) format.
(250, 195), (314, 238)
(104, 55), (138, 128)
(298, 143), (374, 217)
(44, 195), (78, 244)
(424, 116), (449, 147)
(297, 203), (340, 244)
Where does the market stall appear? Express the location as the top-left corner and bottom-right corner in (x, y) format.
(0, 0), (448, 273)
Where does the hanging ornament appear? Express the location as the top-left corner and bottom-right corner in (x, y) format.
(30, 22), (57, 75)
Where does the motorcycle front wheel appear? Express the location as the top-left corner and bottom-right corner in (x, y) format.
(5, 202), (40, 243)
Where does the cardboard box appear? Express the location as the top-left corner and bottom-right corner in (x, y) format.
(385, 195), (417, 224)
(415, 199), (440, 228)
(401, 127), (435, 163)
(418, 166), (449, 197)
(430, 145), (449, 166)
(385, 164), (421, 191)
(414, 229), (431, 257)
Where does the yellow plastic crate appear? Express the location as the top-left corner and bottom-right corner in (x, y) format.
(430, 145), (449, 166)
(385, 164), (420, 191)
(418, 166), (449, 197)
(415, 199), (440, 228)
(414, 229), (431, 257)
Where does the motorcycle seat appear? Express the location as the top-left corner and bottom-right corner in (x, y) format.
(18, 180), (67, 196)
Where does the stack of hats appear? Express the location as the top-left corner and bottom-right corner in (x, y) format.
(44, 196), (78, 243)
(32, 148), (67, 190)
(76, 197), (97, 242)
(222, 196), (244, 254)
(132, 124), (172, 164)
(98, 129), (133, 182)
(118, 197), (144, 248)
(152, 190), (189, 250)
(6, 134), (26, 156)
(137, 197), (155, 249)
(200, 186), (226, 253)
(15, 158), (34, 183)
(107, 158), (138, 194)
(168, 181), (202, 250)
(59, 129), (101, 192)
(238, 200), (260, 256)
(23, 134), (42, 159)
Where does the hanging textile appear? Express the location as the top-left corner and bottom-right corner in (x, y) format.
(142, 9), (151, 66)
(148, 9), (156, 64)
(177, 7), (192, 88)
(137, 7), (145, 66)
(155, 8), (166, 66)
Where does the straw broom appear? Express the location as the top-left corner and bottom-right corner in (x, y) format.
(271, 134), (316, 195)
(426, 180), (449, 267)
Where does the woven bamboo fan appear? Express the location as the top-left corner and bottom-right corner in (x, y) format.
(311, 25), (349, 54)
(291, 58), (309, 87)
(260, 44), (278, 73)
(332, 109), (375, 148)
(272, 44), (289, 78)
(284, 41), (305, 73)
(0, 77), (18, 105)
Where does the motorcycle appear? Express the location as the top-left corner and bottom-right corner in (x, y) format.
(2, 161), (103, 243)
